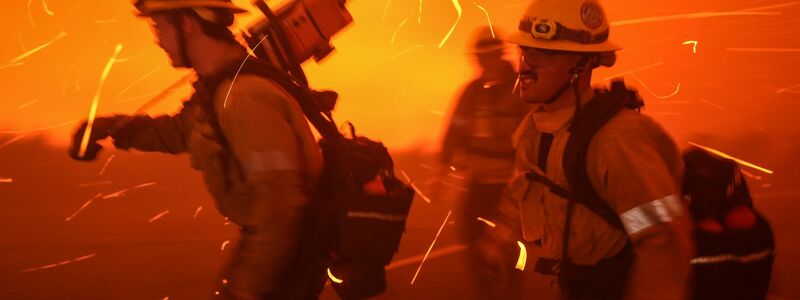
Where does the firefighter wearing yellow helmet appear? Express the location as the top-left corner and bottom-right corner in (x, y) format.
(69, 0), (325, 298)
(474, 0), (694, 299)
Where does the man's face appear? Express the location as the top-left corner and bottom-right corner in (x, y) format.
(517, 47), (582, 104)
(148, 14), (186, 67)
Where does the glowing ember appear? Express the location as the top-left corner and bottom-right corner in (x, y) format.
(193, 206), (203, 218)
(682, 40), (698, 53)
(688, 142), (774, 174)
(222, 278), (228, 285)
(0, 134), (28, 150)
(5, 31), (66, 65)
(391, 17), (410, 44)
(0, 178), (13, 183)
(438, 0), (463, 49)
(78, 181), (112, 187)
(515, 241), (527, 271)
(42, 0), (55, 16)
(327, 268), (344, 284)
(400, 170), (432, 203)
(410, 210), (452, 284)
(390, 44), (428, 60)
(0, 119), (79, 134)
(102, 182), (157, 200)
(22, 253), (96, 273)
(418, 0), (423, 23)
(148, 210), (171, 223)
(98, 154), (116, 176)
(112, 66), (162, 101)
(220, 240), (231, 251)
(16, 99), (39, 110)
(472, 2), (495, 38)
(223, 35), (269, 108)
(611, 11), (778, 27)
(65, 193), (102, 222)
(727, 48), (800, 52)
(79, 44), (124, 158)
(476, 217), (497, 228)
(629, 73), (681, 99)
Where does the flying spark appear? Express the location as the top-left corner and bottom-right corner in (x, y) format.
(683, 40), (698, 53)
(98, 154), (116, 176)
(629, 73), (681, 99)
(740, 169), (763, 181)
(327, 268), (344, 284)
(775, 83), (800, 94)
(391, 44), (428, 60)
(688, 142), (774, 174)
(148, 210), (171, 223)
(381, 0), (394, 21)
(391, 17), (411, 44)
(26, 0), (36, 28)
(112, 66), (162, 100)
(604, 62), (665, 81)
(5, 31), (66, 65)
(0, 134), (28, 150)
(102, 182), (157, 200)
(0, 178), (13, 183)
(411, 210), (453, 284)
(78, 181), (112, 187)
(386, 244), (468, 270)
(418, 0), (423, 23)
(79, 44), (124, 158)
(65, 193), (102, 222)
(438, 0), (463, 49)
(476, 217), (497, 228)
(515, 241), (527, 271)
(400, 170), (432, 203)
(220, 240), (231, 251)
(0, 62), (24, 69)
(611, 11), (779, 27)
(472, 2), (495, 38)
(42, 0), (55, 16)
(727, 48), (800, 52)
(22, 254), (96, 273)
(16, 99), (39, 110)
(193, 206), (203, 218)
(0, 119), (79, 134)
(224, 35), (269, 108)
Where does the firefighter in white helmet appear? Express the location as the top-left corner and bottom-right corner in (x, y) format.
(474, 0), (694, 299)
(68, 0), (325, 298)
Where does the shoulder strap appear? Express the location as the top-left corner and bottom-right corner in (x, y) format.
(562, 80), (643, 230)
(233, 58), (344, 141)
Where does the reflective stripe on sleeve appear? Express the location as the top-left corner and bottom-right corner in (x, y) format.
(620, 194), (684, 235)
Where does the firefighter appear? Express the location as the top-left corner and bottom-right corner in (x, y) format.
(475, 0), (694, 299)
(440, 26), (530, 299)
(68, 0), (324, 298)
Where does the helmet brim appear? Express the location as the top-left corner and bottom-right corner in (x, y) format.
(136, 1), (248, 17)
(504, 31), (621, 53)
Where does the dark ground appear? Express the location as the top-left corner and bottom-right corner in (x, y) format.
(0, 137), (797, 299)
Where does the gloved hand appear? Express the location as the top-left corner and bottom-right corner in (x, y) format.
(68, 116), (124, 161)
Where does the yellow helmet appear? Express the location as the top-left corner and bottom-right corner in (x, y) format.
(505, 0), (619, 53)
(133, 0), (248, 17)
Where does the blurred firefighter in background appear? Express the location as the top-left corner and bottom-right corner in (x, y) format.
(439, 26), (530, 298)
(474, 0), (695, 299)
(68, 0), (325, 298)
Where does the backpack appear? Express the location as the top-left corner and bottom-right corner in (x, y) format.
(526, 80), (774, 298)
(209, 58), (415, 299)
